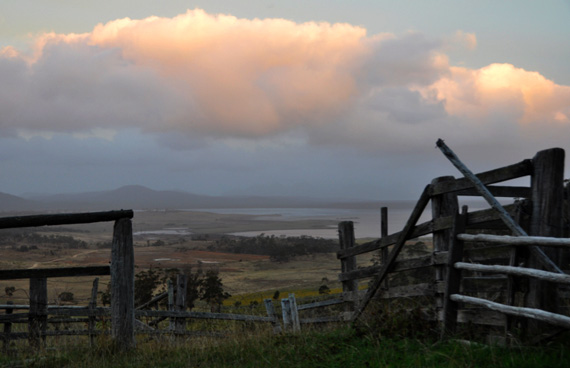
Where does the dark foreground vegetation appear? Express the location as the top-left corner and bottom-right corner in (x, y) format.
(1, 326), (569, 368)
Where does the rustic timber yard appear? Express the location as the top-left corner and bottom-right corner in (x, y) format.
(1, 141), (570, 366)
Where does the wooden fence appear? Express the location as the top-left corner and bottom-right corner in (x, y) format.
(0, 208), (345, 350)
(338, 144), (569, 342)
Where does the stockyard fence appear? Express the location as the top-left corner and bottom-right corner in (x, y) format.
(0, 211), (345, 351)
(2, 143), (570, 350)
(339, 142), (570, 344)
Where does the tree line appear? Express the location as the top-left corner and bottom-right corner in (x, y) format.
(211, 234), (338, 262)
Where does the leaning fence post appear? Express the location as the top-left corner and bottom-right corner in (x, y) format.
(264, 299), (282, 334)
(441, 206), (467, 338)
(111, 217), (135, 350)
(338, 221), (358, 317)
(89, 278), (99, 346)
(29, 277), (47, 349)
(167, 279), (175, 330)
(281, 298), (292, 331)
(288, 294), (301, 332)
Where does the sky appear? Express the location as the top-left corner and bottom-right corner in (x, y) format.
(1, 1), (569, 200)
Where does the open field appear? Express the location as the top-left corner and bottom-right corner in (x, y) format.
(0, 209), (346, 306)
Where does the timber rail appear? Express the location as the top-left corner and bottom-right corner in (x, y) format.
(338, 142), (570, 342)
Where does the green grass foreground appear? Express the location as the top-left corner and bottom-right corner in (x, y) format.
(2, 328), (569, 368)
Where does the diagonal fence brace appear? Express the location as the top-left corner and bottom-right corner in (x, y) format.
(436, 138), (563, 274)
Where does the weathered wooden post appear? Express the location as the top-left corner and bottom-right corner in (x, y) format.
(288, 294), (300, 332)
(281, 298), (292, 331)
(175, 274), (188, 333)
(526, 148), (565, 326)
(111, 218), (135, 350)
(264, 299), (282, 334)
(338, 221), (358, 317)
(88, 278), (99, 346)
(29, 277), (47, 348)
(167, 279), (175, 330)
(431, 176), (459, 312)
(441, 206), (467, 338)
(380, 207), (389, 290)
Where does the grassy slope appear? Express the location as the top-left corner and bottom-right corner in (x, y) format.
(3, 328), (570, 368)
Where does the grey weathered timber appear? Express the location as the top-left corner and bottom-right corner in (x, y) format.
(88, 278), (99, 346)
(29, 277), (47, 348)
(337, 204), (518, 260)
(432, 176), (459, 305)
(0, 266), (110, 280)
(110, 218), (135, 350)
(454, 262), (570, 284)
(0, 210), (133, 229)
(175, 274), (188, 332)
(451, 294), (570, 329)
(338, 221), (358, 315)
(352, 185), (431, 322)
(167, 279), (174, 330)
(455, 309), (506, 327)
(527, 148), (566, 319)
(457, 234), (570, 248)
(436, 139), (562, 274)
(297, 298), (344, 311)
(264, 299), (282, 333)
(281, 298), (292, 331)
(289, 294), (301, 332)
(441, 206), (467, 338)
(430, 159), (533, 196)
(457, 186), (531, 198)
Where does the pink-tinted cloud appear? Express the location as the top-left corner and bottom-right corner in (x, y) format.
(0, 8), (569, 153)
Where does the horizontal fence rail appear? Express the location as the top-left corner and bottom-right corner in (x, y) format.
(454, 262), (570, 285)
(457, 234), (570, 248)
(0, 210), (133, 229)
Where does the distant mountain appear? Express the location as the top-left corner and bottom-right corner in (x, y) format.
(15, 185), (388, 212)
(0, 192), (38, 212)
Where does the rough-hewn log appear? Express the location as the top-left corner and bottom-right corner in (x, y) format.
(339, 221), (358, 315)
(0, 210), (133, 229)
(110, 218), (135, 350)
(0, 266), (110, 280)
(451, 294), (570, 329)
(264, 299), (282, 334)
(457, 234), (570, 248)
(430, 159), (533, 196)
(454, 262), (570, 285)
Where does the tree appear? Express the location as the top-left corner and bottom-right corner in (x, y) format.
(200, 269), (231, 312)
(134, 268), (162, 307)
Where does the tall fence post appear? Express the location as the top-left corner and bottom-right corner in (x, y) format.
(288, 294), (300, 332)
(29, 277), (47, 349)
(441, 206), (467, 338)
(338, 221), (358, 317)
(526, 148), (565, 333)
(281, 298), (292, 331)
(111, 218), (135, 350)
(431, 176), (459, 312)
(175, 274), (188, 333)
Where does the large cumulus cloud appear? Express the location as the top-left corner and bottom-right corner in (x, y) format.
(1, 8), (569, 154)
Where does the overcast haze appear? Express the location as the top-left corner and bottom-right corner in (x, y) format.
(1, 1), (569, 200)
